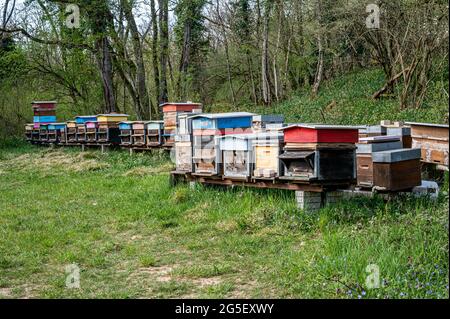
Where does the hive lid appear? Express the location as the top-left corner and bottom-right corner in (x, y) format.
(189, 112), (255, 119)
(97, 114), (129, 117)
(372, 148), (421, 163)
(359, 136), (401, 144)
(356, 141), (403, 154)
(280, 124), (364, 131)
(405, 122), (449, 129)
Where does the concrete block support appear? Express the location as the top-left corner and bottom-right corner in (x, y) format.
(324, 191), (345, 206)
(296, 191), (323, 212)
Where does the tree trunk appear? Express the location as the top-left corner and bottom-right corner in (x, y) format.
(261, 0), (273, 105)
(158, 0), (169, 105)
(312, 34), (324, 98)
(150, 0), (160, 116)
(95, 36), (116, 113)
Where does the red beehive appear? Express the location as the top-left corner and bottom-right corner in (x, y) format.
(282, 124), (360, 144)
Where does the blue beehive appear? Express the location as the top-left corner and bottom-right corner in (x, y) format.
(75, 116), (98, 124)
(34, 116), (57, 123)
(191, 112), (255, 130)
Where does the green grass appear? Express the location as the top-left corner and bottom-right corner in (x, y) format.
(0, 143), (448, 299)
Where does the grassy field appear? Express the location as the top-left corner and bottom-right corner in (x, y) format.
(0, 142), (448, 299)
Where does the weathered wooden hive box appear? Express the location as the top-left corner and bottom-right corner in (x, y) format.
(407, 122), (449, 167)
(253, 132), (284, 179)
(386, 126), (412, 149)
(97, 114), (129, 144)
(191, 112), (254, 176)
(119, 121), (134, 146)
(218, 134), (257, 180)
(66, 121), (77, 143)
(39, 124), (49, 142)
(359, 125), (386, 140)
(279, 125), (359, 182)
(174, 114), (196, 173)
(372, 148), (422, 191)
(85, 121), (99, 143)
(32, 101), (57, 128)
(48, 123), (67, 143)
(162, 102), (202, 147)
(132, 122), (147, 146)
(75, 116), (96, 143)
(25, 124), (34, 141)
(356, 136), (403, 188)
(252, 115), (284, 132)
(146, 121), (164, 146)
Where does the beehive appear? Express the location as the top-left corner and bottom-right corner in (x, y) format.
(407, 122), (449, 167)
(132, 122), (147, 146)
(218, 134), (258, 179)
(85, 121), (98, 143)
(66, 121), (77, 143)
(372, 148), (422, 191)
(147, 121), (164, 146)
(280, 125), (360, 182)
(48, 123), (67, 144)
(97, 114), (129, 124)
(191, 113), (255, 176)
(356, 137), (403, 188)
(253, 132), (284, 179)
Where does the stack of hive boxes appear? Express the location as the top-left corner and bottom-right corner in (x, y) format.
(146, 121), (164, 146)
(96, 114), (129, 144)
(119, 121), (134, 146)
(75, 116), (97, 143)
(162, 102), (202, 147)
(381, 121), (412, 148)
(132, 122), (147, 147)
(32, 101), (57, 129)
(358, 125), (386, 140)
(356, 136), (403, 188)
(85, 120), (99, 144)
(252, 131), (285, 179)
(190, 112), (254, 176)
(174, 109), (203, 173)
(217, 131), (284, 180)
(279, 125), (360, 182)
(25, 124), (34, 142)
(48, 123), (67, 144)
(407, 122), (449, 168)
(39, 124), (49, 143)
(66, 121), (77, 143)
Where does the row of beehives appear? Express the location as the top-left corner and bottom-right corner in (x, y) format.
(174, 114), (449, 191)
(26, 113), (130, 145)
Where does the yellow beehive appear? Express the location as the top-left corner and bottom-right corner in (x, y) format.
(97, 114), (129, 123)
(66, 121), (77, 128)
(254, 145), (282, 177)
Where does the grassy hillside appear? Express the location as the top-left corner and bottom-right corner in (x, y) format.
(209, 68), (449, 125)
(0, 145), (448, 299)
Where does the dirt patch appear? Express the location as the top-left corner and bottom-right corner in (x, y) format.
(136, 265), (174, 283)
(191, 277), (223, 288)
(0, 288), (12, 298)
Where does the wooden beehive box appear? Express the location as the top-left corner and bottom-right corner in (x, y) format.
(372, 148), (422, 191)
(146, 121), (164, 146)
(48, 123), (66, 143)
(283, 124), (360, 144)
(119, 122), (133, 146)
(191, 112), (255, 131)
(85, 121), (98, 143)
(406, 122), (449, 167)
(252, 115), (284, 132)
(175, 141), (194, 173)
(25, 124), (34, 141)
(132, 121), (147, 146)
(359, 125), (387, 140)
(356, 138), (403, 188)
(386, 126), (412, 149)
(39, 124), (49, 142)
(192, 132), (222, 176)
(66, 121), (77, 143)
(253, 132), (284, 179)
(218, 134), (258, 180)
(161, 102), (203, 113)
(279, 147), (356, 182)
(97, 114), (129, 124)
